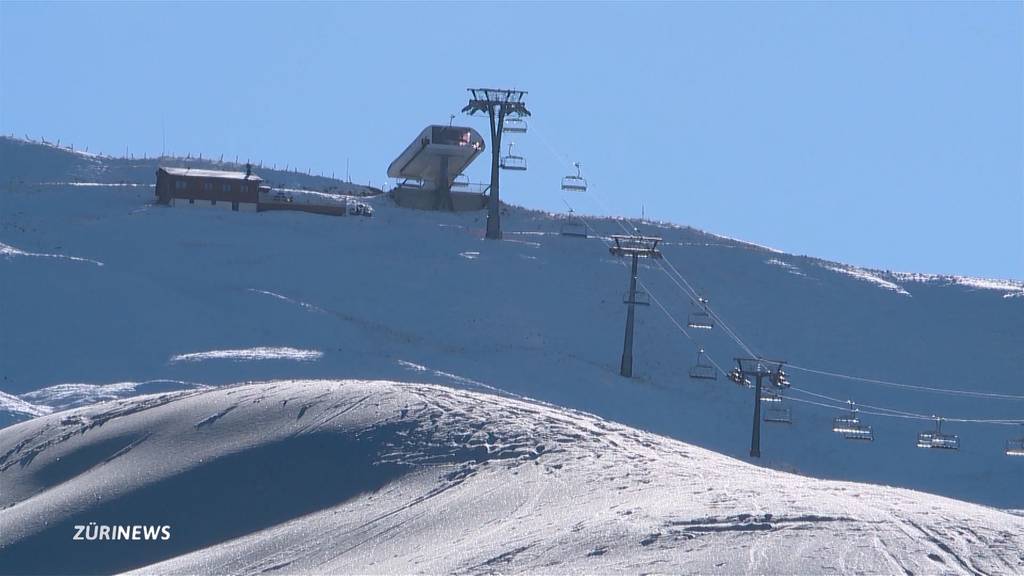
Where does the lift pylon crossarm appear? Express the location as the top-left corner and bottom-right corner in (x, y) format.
(608, 235), (663, 258)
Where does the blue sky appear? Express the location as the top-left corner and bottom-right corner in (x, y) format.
(1, 1), (1021, 279)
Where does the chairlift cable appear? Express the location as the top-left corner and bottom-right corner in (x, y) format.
(534, 118), (1022, 419)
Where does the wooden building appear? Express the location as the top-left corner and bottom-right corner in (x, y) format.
(155, 165), (265, 212)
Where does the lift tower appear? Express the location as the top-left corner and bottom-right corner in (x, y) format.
(462, 88), (530, 240)
(729, 358), (789, 458)
(609, 235), (662, 377)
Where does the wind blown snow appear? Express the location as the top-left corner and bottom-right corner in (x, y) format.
(169, 347), (323, 363)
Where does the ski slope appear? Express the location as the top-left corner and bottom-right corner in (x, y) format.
(1, 380), (1021, 575)
(1, 136), (1022, 510)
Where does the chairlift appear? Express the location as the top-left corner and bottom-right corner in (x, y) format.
(503, 116), (527, 134)
(561, 162), (588, 192)
(560, 209), (587, 237)
(500, 142), (527, 171)
(687, 297), (714, 330)
(844, 425), (874, 442)
(451, 174), (470, 189)
(728, 368), (752, 388)
(832, 401), (862, 433)
(832, 401), (873, 441)
(764, 406), (792, 424)
(688, 348), (717, 381)
(1005, 424), (1024, 457)
(916, 417), (959, 450)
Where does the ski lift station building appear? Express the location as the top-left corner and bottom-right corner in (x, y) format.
(388, 125), (488, 212)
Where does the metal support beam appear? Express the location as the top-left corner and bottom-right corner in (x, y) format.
(463, 88), (530, 240)
(621, 254), (639, 377)
(609, 235), (662, 379)
(436, 155), (453, 211)
(751, 374), (763, 457)
(730, 358), (788, 459)
(486, 109), (504, 239)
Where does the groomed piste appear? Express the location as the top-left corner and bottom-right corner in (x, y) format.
(1, 380), (1022, 575)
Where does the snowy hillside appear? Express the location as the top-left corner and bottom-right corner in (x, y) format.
(1, 136), (1022, 510)
(1, 380), (1021, 575)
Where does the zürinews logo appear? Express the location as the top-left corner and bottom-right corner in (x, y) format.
(73, 523), (171, 541)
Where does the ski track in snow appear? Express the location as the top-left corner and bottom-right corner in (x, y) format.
(0, 241), (104, 266)
(1, 380), (1019, 575)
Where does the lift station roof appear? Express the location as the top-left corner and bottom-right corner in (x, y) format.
(387, 125), (486, 183)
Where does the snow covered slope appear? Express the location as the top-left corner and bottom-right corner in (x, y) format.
(1, 137), (1022, 509)
(1, 380), (1021, 575)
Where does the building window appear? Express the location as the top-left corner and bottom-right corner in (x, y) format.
(203, 182), (213, 192)
(241, 185), (248, 194)
(175, 180), (187, 190)
(223, 183), (232, 193)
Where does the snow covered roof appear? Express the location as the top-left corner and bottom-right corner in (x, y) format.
(158, 166), (262, 182)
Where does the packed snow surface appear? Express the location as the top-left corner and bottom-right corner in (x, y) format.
(1, 380), (1021, 575)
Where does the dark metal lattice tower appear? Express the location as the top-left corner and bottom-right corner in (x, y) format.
(609, 235), (663, 377)
(729, 358), (789, 457)
(462, 88), (530, 240)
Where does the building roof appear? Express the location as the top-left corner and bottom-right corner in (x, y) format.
(158, 166), (262, 182)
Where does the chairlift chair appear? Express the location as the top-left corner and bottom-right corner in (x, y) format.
(451, 174), (470, 189)
(764, 406), (792, 424)
(916, 417), (959, 450)
(560, 208), (587, 237)
(843, 425), (874, 442)
(832, 401), (862, 433)
(688, 348), (717, 381)
(1005, 424), (1024, 456)
(687, 297), (714, 330)
(503, 116), (527, 134)
(561, 162), (588, 192)
(728, 368), (752, 388)
(500, 143), (527, 171)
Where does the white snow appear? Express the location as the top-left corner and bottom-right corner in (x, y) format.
(0, 241), (104, 266)
(892, 271), (1024, 297)
(822, 264), (911, 295)
(0, 390), (52, 418)
(765, 258), (806, 276)
(169, 347), (324, 363)
(1, 380), (1021, 575)
(18, 380), (210, 411)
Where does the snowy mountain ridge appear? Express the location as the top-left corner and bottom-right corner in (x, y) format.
(1, 379), (1021, 575)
